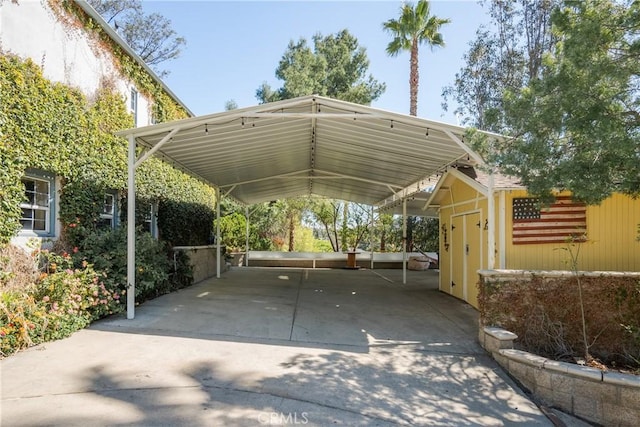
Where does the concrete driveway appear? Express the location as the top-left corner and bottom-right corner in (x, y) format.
(1, 268), (554, 426)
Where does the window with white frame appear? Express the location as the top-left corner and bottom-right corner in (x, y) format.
(98, 193), (117, 229)
(20, 173), (54, 234)
(142, 201), (159, 239)
(130, 87), (138, 126)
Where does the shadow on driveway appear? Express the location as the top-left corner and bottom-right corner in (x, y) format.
(1, 268), (552, 426)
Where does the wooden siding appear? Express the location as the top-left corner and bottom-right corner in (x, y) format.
(504, 191), (640, 272)
(437, 175), (640, 309)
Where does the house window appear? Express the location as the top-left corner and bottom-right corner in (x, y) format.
(150, 105), (157, 125)
(143, 201), (159, 239)
(98, 193), (117, 229)
(20, 172), (55, 235)
(130, 87), (138, 126)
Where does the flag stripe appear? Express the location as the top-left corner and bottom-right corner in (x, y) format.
(512, 197), (586, 245)
(513, 235), (587, 244)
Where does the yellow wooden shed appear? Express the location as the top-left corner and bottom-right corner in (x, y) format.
(426, 166), (640, 308)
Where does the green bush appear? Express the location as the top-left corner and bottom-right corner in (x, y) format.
(0, 50), (213, 356)
(74, 227), (192, 302)
(157, 200), (214, 246)
(0, 234), (194, 357)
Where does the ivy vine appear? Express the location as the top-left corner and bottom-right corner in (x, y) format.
(0, 54), (215, 246)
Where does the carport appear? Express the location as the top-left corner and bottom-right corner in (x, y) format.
(117, 95), (500, 319)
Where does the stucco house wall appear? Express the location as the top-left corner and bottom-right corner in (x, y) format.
(0, 1), (153, 127)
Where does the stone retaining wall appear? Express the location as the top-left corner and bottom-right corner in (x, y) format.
(172, 245), (227, 283)
(479, 326), (640, 426)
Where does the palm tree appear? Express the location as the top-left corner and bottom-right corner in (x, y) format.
(383, 0), (450, 117)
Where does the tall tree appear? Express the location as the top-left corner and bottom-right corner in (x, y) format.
(383, 0), (450, 117)
(224, 99), (238, 111)
(442, 0), (557, 131)
(88, 0), (185, 77)
(378, 213), (395, 252)
(256, 29), (385, 104)
(308, 199), (372, 252)
(270, 198), (310, 252)
(412, 217), (439, 252)
(87, 0), (140, 24)
(479, 0), (640, 204)
(220, 199), (286, 251)
(309, 199), (342, 252)
(383, 0), (449, 252)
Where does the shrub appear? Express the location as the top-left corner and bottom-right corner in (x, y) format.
(73, 227), (191, 302)
(479, 273), (640, 369)
(0, 231), (194, 357)
(0, 249), (123, 356)
(157, 200), (214, 246)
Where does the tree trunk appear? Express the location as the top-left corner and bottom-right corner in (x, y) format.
(409, 39), (419, 117)
(323, 223), (339, 252)
(380, 229), (386, 252)
(288, 214), (295, 252)
(341, 202), (349, 251)
(407, 216), (414, 252)
(332, 203), (340, 252)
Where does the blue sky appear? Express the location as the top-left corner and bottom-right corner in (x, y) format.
(142, 1), (491, 123)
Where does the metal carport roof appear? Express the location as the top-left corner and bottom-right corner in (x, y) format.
(117, 95), (502, 319)
(117, 95), (492, 209)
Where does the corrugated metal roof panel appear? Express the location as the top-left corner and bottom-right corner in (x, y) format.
(118, 95), (501, 209)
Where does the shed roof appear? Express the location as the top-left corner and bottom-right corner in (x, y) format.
(118, 95), (501, 208)
(424, 166), (524, 209)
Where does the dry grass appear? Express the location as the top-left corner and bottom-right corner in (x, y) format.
(0, 245), (38, 292)
(479, 274), (640, 371)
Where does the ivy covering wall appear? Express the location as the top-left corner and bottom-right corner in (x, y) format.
(0, 3), (219, 356)
(0, 53), (215, 246)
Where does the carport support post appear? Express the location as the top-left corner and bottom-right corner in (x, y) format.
(370, 205), (374, 270)
(487, 171), (496, 269)
(245, 205), (250, 267)
(216, 187), (221, 278)
(126, 134), (136, 319)
(402, 198), (407, 284)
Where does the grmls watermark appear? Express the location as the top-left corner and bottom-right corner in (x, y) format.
(258, 412), (309, 425)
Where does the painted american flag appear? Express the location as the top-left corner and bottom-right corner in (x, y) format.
(512, 196), (587, 245)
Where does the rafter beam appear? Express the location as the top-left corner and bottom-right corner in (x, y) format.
(219, 169), (313, 188)
(312, 169), (403, 189)
(135, 127), (180, 168)
(442, 129), (484, 164)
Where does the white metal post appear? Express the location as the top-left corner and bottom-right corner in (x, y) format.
(245, 205), (250, 267)
(487, 171), (496, 270)
(216, 187), (221, 278)
(126, 134), (136, 319)
(499, 191), (506, 269)
(402, 198), (407, 284)
(370, 205), (374, 270)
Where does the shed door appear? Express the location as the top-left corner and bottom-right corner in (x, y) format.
(464, 213), (482, 307)
(451, 216), (465, 300)
(451, 213), (482, 306)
